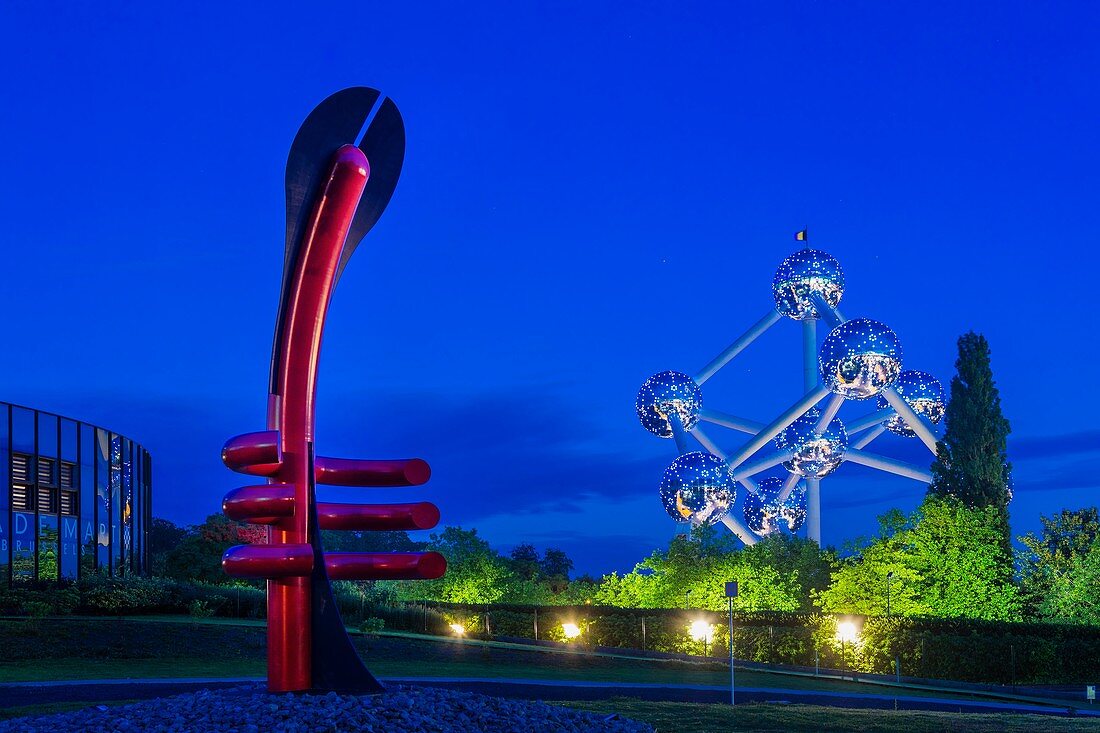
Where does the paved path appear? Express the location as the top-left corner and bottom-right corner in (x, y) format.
(1, 677), (1096, 719)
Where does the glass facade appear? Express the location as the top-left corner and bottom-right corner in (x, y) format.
(2, 402), (151, 586)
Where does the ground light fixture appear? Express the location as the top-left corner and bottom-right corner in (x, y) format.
(836, 619), (860, 672)
(449, 623), (466, 636)
(561, 622), (582, 640)
(835, 620), (859, 644)
(690, 619), (716, 655)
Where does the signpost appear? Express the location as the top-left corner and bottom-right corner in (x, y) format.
(726, 581), (738, 706)
(1087, 685), (1095, 703)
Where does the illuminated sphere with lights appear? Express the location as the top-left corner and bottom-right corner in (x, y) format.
(819, 318), (903, 399)
(780, 485), (808, 532)
(772, 249), (845, 320)
(774, 408), (849, 478)
(877, 369), (946, 437)
(636, 371), (703, 438)
(743, 476), (783, 536)
(658, 451), (734, 525)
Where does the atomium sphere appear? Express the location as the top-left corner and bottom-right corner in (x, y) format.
(772, 249), (845, 320)
(774, 408), (849, 478)
(877, 369), (946, 437)
(658, 451), (734, 525)
(636, 371), (703, 438)
(780, 486), (808, 532)
(743, 476), (784, 536)
(819, 318), (903, 399)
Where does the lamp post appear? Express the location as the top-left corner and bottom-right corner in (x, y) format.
(685, 590), (692, 609)
(886, 571), (894, 616)
(726, 581), (738, 706)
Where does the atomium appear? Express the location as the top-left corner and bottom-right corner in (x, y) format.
(819, 318), (903, 399)
(639, 239), (944, 547)
(774, 408), (848, 478)
(780, 486), (808, 532)
(742, 476), (783, 535)
(772, 249), (845, 320)
(658, 451), (734, 525)
(636, 370), (703, 438)
(742, 477), (808, 535)
(878, 370), (946, 437)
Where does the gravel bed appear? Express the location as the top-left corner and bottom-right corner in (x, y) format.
(0, 684), (653, 733)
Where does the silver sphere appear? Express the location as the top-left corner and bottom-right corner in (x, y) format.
(772, 249), (845, 320)
(636, 371), (703, 438)
(877, 370), (946, 437)
(658, 451), (734, 525)
(819, 318), (903, 399)
(774, 408), (848, 478)
(780, 485), (808, 533)
(743, 476), (783, 536)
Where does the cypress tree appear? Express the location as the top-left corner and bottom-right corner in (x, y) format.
(928, 332), (1013, 541)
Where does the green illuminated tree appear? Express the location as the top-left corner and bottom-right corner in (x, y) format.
(391, 526), (515, 604)
(817, 499), (1020, 621)
(593, 526), (832, 612)
(1019, 508), (1100, 621)
(928, 332), (1013, 548)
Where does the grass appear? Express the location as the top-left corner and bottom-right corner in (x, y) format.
(0, 617), (1082, 710)
(560, 698), (1100, 733)
(0, 700), (138, 721)
(0, 617), (870, 691)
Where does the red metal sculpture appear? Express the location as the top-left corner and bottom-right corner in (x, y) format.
(219, 88), (445, 694)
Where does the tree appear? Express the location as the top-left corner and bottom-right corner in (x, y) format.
(509, 544), (541, 580)
(1019, 508), (1100, 620)
(593, 526), (832, 612)
(161, 514), (266, 584)
(149, 518), (188, 557)
(539, 548), (574, 589)
(322, 530), (419, 553)
(388, 527), (514, 604)
(817, 498), (1020, 621)
(928, 332), (1013, 549)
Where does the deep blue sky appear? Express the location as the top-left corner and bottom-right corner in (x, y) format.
(1, 3), (1097, 575)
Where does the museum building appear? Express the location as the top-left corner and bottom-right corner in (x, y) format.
(0, 401), (152, 585)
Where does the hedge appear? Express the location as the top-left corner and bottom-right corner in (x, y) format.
(395, 602), (1100, 685)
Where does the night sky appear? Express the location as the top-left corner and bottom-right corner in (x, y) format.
(1, 3), (1097, 576)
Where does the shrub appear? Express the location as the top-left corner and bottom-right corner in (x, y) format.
(359, 617), (385, 634)
(188, 600), (215, 618)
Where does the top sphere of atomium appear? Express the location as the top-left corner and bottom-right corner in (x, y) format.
(819, 318), (903, 399)
(636, 371), (703, 438)
(658, 451), (734, 525)
(774, 408), (848, 478)
(877, 369), (946, 437)
(772, 249), (845, 320)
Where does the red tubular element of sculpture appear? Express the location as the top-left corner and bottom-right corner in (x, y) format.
(324, 551), (447, 581)
(317, 501), (440, 531)
(223, 484), (296, 522)
(220, 92), (444, 694)
(222, 431), (283, 476)
(223, 544), (315, 578)
(265, 145), (370, 692)
(314, 456), (431, 486)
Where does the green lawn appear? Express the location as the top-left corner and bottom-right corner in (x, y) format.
(0, 617), (1080, 711)
(561, 699), (1100, 733)
(0, 617), (867, 691)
